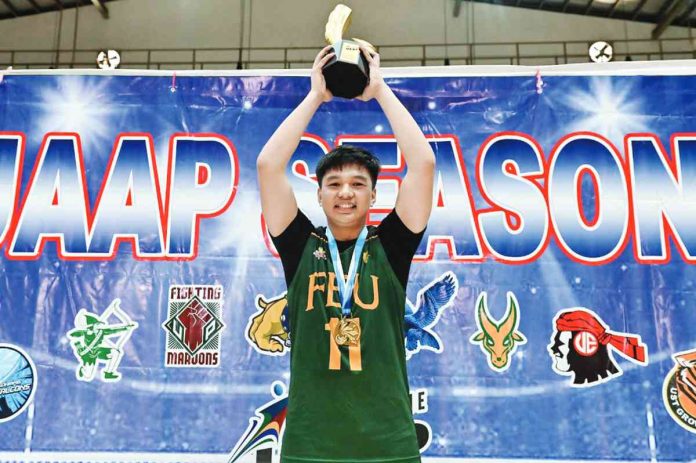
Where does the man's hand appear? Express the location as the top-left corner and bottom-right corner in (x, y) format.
(258, 47), (333, 236)
(310, 45), (335, 103)
(357, 45), (385, 102)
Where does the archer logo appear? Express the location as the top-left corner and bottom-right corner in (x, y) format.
(163, 285), (225, 367)
(66, 299), (137, 383)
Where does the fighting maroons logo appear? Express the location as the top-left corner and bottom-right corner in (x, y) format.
(663, 348), (696, 433)
(548, 308), (648, 387)
(163, 285), (225, 367)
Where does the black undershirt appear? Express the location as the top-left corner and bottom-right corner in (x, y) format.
(271, 209), (424, 289)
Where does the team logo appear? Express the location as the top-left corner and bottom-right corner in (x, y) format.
(228, 382), (288, 462)
(246, 293), (291, 356)
(66, 299), (138, 382)
(163, 285), (225, 367)
(0, 344), (37, 423)
(246, 272), (458, 359)
(662, 348), (696, 433)
(470, 292), (526, 372)
(410, 388), (432, 454)
(228, 382), (432, 462)
(405, 271), (458, 359)
(548, 308), (647, 387)
(313, 247), (327, 260)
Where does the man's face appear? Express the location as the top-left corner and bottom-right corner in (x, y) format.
(317, 164), (376, 230)
(549, 331), (572, 372)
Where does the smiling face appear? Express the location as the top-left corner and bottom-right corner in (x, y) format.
(317, 163), (376, 238)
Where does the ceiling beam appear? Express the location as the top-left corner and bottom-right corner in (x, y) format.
(608, 0), (624, 17)
(453, 0), (462, 17)
(25, 0), (42, 14)
(561, 0), (573, 13)
(652, 0), (688, 38)
(652, 0), (678, 23)
(677, 0), (696, 25)
(583, 0), (595, 14)
(91, 0), (109, 19)
(631, 0), (650, 19)
(0, 0), (19, 17)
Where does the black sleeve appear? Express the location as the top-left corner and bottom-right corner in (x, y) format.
(270, 210), (314, 287)
(377, 210), (426, 289)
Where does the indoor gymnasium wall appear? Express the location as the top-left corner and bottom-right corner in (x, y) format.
(0, 0), (692, 67)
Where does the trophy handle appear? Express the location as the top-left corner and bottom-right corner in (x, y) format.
(351, 38), (377, 56)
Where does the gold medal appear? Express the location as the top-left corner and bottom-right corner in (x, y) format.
(333, 317), (361, 346)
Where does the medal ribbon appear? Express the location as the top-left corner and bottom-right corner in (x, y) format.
(326, 227), (367, 318)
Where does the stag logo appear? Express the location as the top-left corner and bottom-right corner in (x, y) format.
(663, 348), (696, 434)
(470, 292), (526, 372)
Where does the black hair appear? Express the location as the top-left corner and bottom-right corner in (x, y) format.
(550, 331), (619, 385)
(315, 145), (380, 189)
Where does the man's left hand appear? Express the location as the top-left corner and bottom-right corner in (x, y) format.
(357, 45), (385, 102)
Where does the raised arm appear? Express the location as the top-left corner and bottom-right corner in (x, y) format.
(257, 46), (334, 236)
(358, 47), (436, 233)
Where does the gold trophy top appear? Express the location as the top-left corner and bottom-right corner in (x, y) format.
(325, 4), (352, 45)
(324, 4), (377, 54)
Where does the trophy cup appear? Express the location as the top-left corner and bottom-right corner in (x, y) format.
(322, 4), (376, 99)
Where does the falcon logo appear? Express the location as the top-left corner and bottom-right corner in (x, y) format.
(404, 271), (458, 359)
(163, 285), (225, 367)
(663, 348), (696, 433)
(548, 308), (647, 387)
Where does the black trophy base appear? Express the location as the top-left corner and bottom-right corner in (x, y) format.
(322, 45), (369, 99)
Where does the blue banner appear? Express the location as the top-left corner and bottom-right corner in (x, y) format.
(1, 64), (695, 462)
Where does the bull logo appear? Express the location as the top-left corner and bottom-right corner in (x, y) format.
(470, 292), (526, 372)
(663, 348), (696, 434)
(246, 293), (291, 356)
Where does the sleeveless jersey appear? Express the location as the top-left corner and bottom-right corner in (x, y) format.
(280, 225), (420, 462)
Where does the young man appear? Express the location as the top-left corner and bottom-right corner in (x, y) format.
(257, 45), (435, 462)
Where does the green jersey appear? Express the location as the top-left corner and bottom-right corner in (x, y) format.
(273, 210), (422, 463)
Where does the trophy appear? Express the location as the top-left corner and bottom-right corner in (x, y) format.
(322, 4), (376, 99)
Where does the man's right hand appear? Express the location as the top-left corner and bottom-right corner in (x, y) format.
(258, 47), (333, 237)
(310, 45), (335, 103)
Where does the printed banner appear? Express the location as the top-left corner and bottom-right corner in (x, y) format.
(0, 64), (695, 462)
